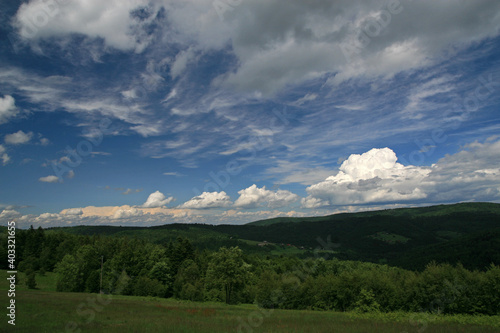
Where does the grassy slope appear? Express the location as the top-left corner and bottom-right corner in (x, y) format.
(1, 270), (499, 333)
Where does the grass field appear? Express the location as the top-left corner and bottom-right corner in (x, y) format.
(2, 270), (500, 333)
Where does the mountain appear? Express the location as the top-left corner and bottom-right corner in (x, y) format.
(47, 202), (500, 271)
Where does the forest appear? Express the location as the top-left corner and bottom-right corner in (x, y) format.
(1, 224), (499, 316)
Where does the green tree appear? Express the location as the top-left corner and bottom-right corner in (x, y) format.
(354, 289), (380, 313)
(25, 269), (37, 289)
(169, 237), (195, 275)
(483, 264), (500, 315)
(149, 261), (173, 297)
(132, 276), (165, 297)
(74, 245), (101, 292)
(174, 259), (202, 300)
(255, 270), (284, 309)
(55, 254), (80, 292)
(205, 247), (248, 304)
(85, 269), (101, 293)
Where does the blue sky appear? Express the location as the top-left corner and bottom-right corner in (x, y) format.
(1, 0), (500, 228)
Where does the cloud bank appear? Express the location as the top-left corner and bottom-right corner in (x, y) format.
(13, 0), (500, 95)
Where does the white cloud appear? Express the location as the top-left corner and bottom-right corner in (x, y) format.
(301, 196), (329, 209)
(426, 140), (500, 202)
(112, 207), (143, 219)
(161, 88), (177, 103)
(39, 175), (60, 183)
(122, 188), (142, 195)
(5, 130), (33, 145)
(61, 208), (83, 216)
(303, 148), (431, 207)
(0, 95), (19, 124)
(39, 137), (50, 146)
(303, 141), (500, 208)
(10, 1), (500, 97)
(0, 145), (10, 166)
(174, 0), (500, 94)
(234, 184), (299, 208)
(1, 154), (9, 166)
(179, 191), (232, 209)
(293, 93), (318, 106)
(66, 170), (75, 179)
(0, 209), (21, 219)
(170, 47), (197, 79)
(6, 205), (308, 228)
(141, 190), (175, 208)
(14, 0), (159, 53)
(163, 171), (183, 177)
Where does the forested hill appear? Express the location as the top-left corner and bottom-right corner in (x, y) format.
(46, 202), (500, 271)
(247, 202), (500, 226)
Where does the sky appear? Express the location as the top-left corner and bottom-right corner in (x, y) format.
(1, 0), (500, 228)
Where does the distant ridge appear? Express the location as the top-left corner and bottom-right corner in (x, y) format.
(43, 202), (500, 271)
(246, 202), (500, 226)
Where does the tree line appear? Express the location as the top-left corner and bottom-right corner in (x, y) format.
(0, 226), (498, 315)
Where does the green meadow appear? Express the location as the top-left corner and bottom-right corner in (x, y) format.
(2, 270), (499, 333)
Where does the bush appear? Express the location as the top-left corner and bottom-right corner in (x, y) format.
(354, 289), (380, 313)
(25, 270), (37, 289)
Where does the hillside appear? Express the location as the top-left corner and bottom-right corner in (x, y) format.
(46, 202), (500, 271)
(248, 202), (500, 226)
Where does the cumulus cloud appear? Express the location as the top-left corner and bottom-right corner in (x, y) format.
(303, 141), (500, 208)
(0, 95), (19, 124)
(302, 148), (431, 207)
(179, 191), (232, 209)
(5, 130), (33, 145)
(234, 184), (299, 209)
(141, 190), (175, 208)
(39, 175), (60, 183)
